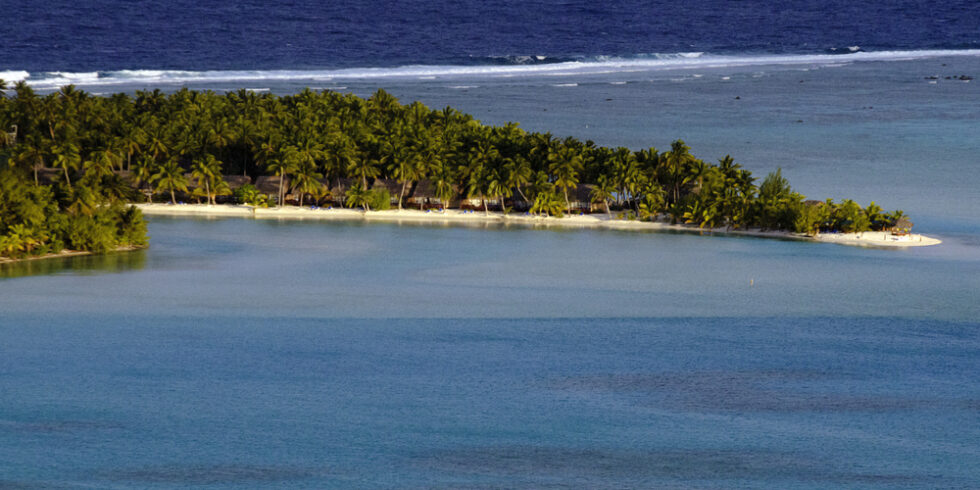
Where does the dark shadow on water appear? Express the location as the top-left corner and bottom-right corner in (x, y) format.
(416, 446), (945, 487)
(0, 250), (147, 279)
(95, 464), (324, 485)
(0, 418), (124, 434)
(551, 370), (965, 413)
(0, 481), (63, 490)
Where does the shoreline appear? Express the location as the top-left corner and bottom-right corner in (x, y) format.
(0, 245), (146, 266)
(135, 203), (941, 248)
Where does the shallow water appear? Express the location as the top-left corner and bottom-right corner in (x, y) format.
(3, 217), (978, 320)
(1, 217), (978, 487)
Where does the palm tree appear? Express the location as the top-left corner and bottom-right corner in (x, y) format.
(264, 148), (296, 208)
(191, 154), (222, 205)
(118, 128), (144, 171)
(485, 168), (508, 214)
(291, 159), (324, 207)
(150, 157), (188, 204)
(346, 154), (380, 210)
(530, 183), (564, 217)
(50, 142), (81, 189)
(14, 138), (46, 186)
(388, 144), (422, 210)
(206, 118), (235, 159)
(142, 122), (170, 162)
(548, 146), (582, 215)
(663, 140), (696, 204)
(132, 155), (159, 201)
(504, 156), (532, 206)
(591, 174), (616, 217)
(864, 201), (884, 230)
(86, 146), (123, 179)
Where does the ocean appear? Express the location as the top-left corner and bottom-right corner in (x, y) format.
(2, 1), (980, 487)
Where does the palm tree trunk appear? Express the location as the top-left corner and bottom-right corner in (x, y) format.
(605, 199), (611, 217)
(564, 188), (570, 216)
(170, 188), (176, 204)
(205, 180), (211, 206)
(278, 176), (284, 208)
(399, 180), (407, 210)
(361, 175), (370, 211)
(483, 194), (489, 216)
(63, 167), (72, 189)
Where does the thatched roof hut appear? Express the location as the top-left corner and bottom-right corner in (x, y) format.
(371, 178), (402, 205)
(254, 175), (291, 203)
(408, 179), (435, 201)
(568, 184), (597, 212)
(327, 178), (356, 206)
(222, 175), (251, 191)
(408, 179), (457, 209)
(254, 175), (288, 195)
(507, 189), (531, 211)
(891, 217), (913, 235)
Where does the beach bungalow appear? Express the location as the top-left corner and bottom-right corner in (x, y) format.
(568, 184), (597, 213)
(370, 178), (403, 206)
(407, 179), (457, 210)
(458, 195), (500, 211)
(254, 175), (290, 204)
(216, 175), (251, 203)
(222, 175), (251, 191)
(891, 217), (913, 236)
(327, 178), (357, 207)
(506, 189), (531, 212)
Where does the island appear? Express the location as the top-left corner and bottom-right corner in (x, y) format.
(0, 81), (938, 263)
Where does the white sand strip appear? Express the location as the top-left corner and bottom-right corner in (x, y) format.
(134, 204), (941, 248)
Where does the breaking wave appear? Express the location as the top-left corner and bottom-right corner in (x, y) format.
(6, 49), (980, 90)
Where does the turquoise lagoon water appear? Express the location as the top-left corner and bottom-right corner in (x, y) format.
(3, 53), (980, 487)
(1, 217), (979, 488)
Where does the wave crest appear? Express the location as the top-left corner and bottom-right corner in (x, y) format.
(12, 49), (980, 90)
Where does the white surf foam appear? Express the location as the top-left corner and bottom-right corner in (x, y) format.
(13, 49), (980, 90)
(0, 70), (30, 83)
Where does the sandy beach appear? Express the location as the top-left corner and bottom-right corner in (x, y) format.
(135, 204), (941, 248)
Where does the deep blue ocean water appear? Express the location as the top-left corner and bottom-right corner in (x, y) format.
(2, 2), (980, 487)
(4, 0), (980, 72)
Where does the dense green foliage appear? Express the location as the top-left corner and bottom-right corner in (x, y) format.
(1, 79), (908, 257)
(0, 165), (147, 258)
(1, 82), (148, 260)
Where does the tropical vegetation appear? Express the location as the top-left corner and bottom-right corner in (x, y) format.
(0, 81), (148, 260)
(1, 79), (910, 260)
